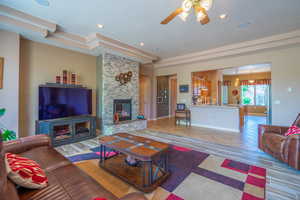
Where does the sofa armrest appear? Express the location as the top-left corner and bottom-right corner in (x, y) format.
(119, 193), (147, 200)
(3, 134), (51, 154)
(283, 134), (300, 170)
(258, 124), (289, 150)
(258, 124), (289, 135)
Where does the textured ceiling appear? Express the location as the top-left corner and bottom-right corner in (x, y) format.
(1, 0), (300, 58)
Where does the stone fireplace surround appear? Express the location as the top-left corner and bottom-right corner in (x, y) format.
(98, 53), (146, 135)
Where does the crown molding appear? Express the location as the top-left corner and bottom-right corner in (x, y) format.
(87, 33), (159, 61)
(0, 5), (56, 32)
(155, 30), (300, 68)
(0, 5), (158, 62)
(0, 14), (48, 37)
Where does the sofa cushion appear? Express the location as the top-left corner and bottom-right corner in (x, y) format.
(262, 133), (286, 161)
(18, 164), (118, 200)
(19, 146), (71, 172)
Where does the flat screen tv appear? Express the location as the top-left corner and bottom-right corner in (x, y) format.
(39, 86), (92, 120)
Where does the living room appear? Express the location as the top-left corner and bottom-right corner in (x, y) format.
(1, 1), (300, 200)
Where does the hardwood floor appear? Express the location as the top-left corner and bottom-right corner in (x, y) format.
(147, 116), (266, 152)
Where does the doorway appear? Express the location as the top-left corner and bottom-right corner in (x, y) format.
(220, 63), (272, 127)
(169, 76), (177, 116)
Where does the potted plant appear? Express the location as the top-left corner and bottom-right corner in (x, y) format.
(0, 108), (16, 141)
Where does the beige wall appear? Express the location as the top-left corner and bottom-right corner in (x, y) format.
(155, 45), (300, 126)
(19, 39), (97, 137)
(140, 63), (156, 119)
(0, 30), (20, 135)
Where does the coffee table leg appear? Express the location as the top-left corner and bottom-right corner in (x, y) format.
(99, 144), (103, 163)
(149, 161), (153, 185)
(142, 161), (146, 187)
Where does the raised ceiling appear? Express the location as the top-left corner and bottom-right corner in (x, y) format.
(1, 0), (300, 59)
(222, 63), (271, 75)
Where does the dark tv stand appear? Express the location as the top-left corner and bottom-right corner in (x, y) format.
(36, 115), (96, 147)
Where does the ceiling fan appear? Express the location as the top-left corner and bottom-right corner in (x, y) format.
(161, 0), (213, 25)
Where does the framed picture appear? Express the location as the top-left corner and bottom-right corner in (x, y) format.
(0, 57), (3, 89)
(179, 84), (189, 93)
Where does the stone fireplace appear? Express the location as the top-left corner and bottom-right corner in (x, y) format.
(97, 53), (146, 135)
(113, 99), (132, 121)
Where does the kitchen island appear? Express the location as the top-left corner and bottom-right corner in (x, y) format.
(191, 105), (244, 132)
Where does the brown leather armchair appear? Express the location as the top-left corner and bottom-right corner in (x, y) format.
(0, 135), (146, 200)
(258, 114), (300, 170)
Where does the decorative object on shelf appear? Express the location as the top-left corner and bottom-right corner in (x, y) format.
(137, 114), (145, 120)
(161, 0), (212, 25)
(179, 85), (189, 93)
(62, 70), (68, 84)
(0, 108), (17, 141)
(113, 112), (119, 124)
(232, 89), (239, 96)
(56, 76), (61, 84)
(54, 70), (79, 85)
(0, 57), (3, 89)
(71, 73), (76, 85)
(115, 71), (133, 86)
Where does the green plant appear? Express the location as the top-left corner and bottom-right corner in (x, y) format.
(243, 97), (251, 105)
(0, 108), (5, 117)
(1, 129), (16, 141)
(0, 108), (17, 141)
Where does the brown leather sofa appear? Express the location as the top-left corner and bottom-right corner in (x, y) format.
(258, 114), (300, 170)
(0, 135), (146, 200)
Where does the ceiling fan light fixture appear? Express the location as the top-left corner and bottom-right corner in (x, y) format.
(200, 0), (213, 11)
(182, 0), (193, 12)
(179, 12), (189, 22)
(196, 10), (206, 22)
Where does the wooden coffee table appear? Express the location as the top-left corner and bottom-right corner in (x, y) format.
(98, 133), (170, 193)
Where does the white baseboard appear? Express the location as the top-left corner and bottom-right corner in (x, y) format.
(191, 123), (240, 133)
(150, 115), (172, 121)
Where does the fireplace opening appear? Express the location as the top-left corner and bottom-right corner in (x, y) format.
(113, 99), (132, 122)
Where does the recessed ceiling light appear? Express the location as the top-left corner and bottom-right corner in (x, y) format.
(140, 42), (144, 46)
(35, 0), (50, 7)
(97, 24), (104, 29)
(219, 14), (227, 19)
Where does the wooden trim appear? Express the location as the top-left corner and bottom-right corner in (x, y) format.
(0, 57), (3, 89)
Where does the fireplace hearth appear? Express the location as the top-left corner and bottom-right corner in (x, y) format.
(113, 99), (132, 122)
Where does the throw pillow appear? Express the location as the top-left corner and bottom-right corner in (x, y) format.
(285, 125), (300, 136)
(5, 153), (48, 189)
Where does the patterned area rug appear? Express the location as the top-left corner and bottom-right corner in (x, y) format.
(69, 145), (266, 200)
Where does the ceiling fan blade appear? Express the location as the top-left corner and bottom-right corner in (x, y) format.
(161, 8), (184, 24)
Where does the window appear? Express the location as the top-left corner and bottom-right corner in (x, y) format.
(222, 86), (228, 104)
(241, 85), (269, 106)
(241, 85), (255, 105)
